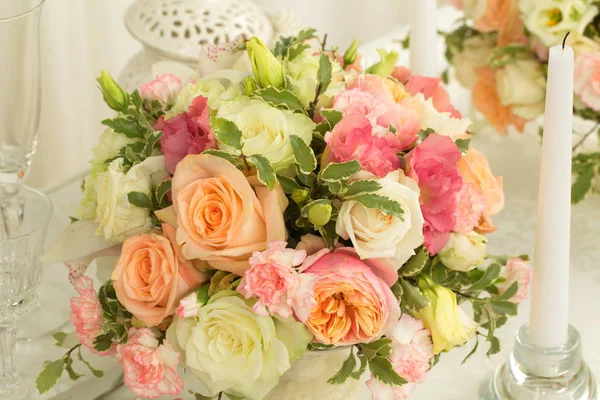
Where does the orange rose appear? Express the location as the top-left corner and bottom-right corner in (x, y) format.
(475, 0), (525, 46)
(170, 154), (288, 274)
(112, 224), (207, 327)
(457, 149), (504, 233)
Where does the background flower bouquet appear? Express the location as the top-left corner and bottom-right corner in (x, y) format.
(444, 0), (600, 203)
(38, 29), (530, 400)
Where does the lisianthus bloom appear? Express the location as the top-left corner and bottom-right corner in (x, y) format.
(116, 328), (183, 399)
(324, 112), (401, 177)
(237, 241), (318, 322)
(497, 257), (531, 303)
(407, 134), (462, 254)
(155, 95), (218, 175)
(166, 292), (312, 400)
(367, 314), (434, 399)
(446, 35), (496, 89)
(140, 74), (182, 106)
(302, 248), (401, 346)
(69, 276), (116, 356)
(165, 153), (288, 275)
(438, 231), (487, 272)
(111, 224), (207, 327)
(574, 53), (600, 112)
(496, 59), (547, 120)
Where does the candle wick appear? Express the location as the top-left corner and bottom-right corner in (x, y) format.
(562, 32), (571, 50)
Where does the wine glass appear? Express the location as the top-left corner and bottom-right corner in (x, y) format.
(0, 0), (45, 181)
(0, 182), (53, 399)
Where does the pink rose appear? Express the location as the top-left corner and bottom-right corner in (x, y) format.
(170, 154), (288, 275)
(237, 241), (317, 322)
(407, 134), (462, 254)
(324, 112), (402, 177)
(574, 53), (600, 112)
(367, 314), (434, 399)
(111, 224), (207, 327)
(302, 248), (401, 346)
(498, 257), (531, 303)
(404, 75), (462, 118)
(454, 183), (486, 233)
(140, 74), (182, 105)
(117, 328), (183, 399)
(154, 95), (218, 174)
(69, 276), (116, 356)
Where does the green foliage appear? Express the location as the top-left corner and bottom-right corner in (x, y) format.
(37, 359), (65, 394)
(455, 138), (471, 153)
(317, 53), (333, 94)
(211, 117), (243, 151)
(273, 28), (318, 59)
(202, 149), (241, 167)
(101, 116), (146, 139)
(368, 357), (408, 386)
(249, 155), (277, 190)
(466, 263), (501, 294)
(319, 160), (361, 182)
(155, 179), (172, 209)
(320, 109), (343, 127)
(127, 191), (153, 209)
(399, 247), (429, 277)
(399, 278), (430, 314)
(327, 348), (357, 384)
(488, 45), (534, 69)
(253, 86), (305, 112)
(290, 135), (317, 174)
(346, 193), (404, 220)
(52, 332), (68, 347)
(344, 180), (382, 197)
(571, 152), (600, 203)
(208, 271), (240, 297)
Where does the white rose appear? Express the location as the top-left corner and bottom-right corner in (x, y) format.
(461, 0), (487, 20)
(415, 94), (472, 140)
(451, 35), (496, 89)
(336, 170), (424, 266)
(217, 97), (315, 173)
(166, 292), (312, 400)
(94, 156), (167, 243)
(438, 231), (487, 272)
(496, 60), (547, 120)
(284, 52), (320, 108)
(520, 0), (597, 47)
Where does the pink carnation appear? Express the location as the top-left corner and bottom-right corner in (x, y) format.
(154, 95), (218, 174)
(407, 134), (462, 254)
(367, 314), (434, 400)
(498, 257), (531, 303)
(140, 74), (182, 105)
(117, 328), (183, 399)
(454, 183), (486, 233)
(574, 53), (600, 112)
(175, 291), (200, 319)
(69, 276), (115, 356)
(237, 241), (317, 322)
(325, 113), (402, 177)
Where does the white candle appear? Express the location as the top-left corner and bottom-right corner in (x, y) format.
(529, 44), (574, 348)
(410, 0), (437, 76)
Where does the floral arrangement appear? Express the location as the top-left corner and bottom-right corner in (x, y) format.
(443, 0), (600, 203)
(38, 28), (530, 400)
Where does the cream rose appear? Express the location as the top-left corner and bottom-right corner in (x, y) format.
(284, 52), (320, 108)
(95, 156), (167, 243)
(217, 97), (315, 173)
(166, 292), (312, 399)
(438, 231), (487, 272)
(496, 60), (547, 120)
(451, 35), (496, 89)
(336, 170), (425, 266)
(415, 94), (472, 140)
(168, 153), (288, 275)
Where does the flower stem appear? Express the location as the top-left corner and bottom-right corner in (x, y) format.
(572, 123), (599, 152)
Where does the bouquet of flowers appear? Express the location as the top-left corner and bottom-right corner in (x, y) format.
(444, 0), (600, 203)
(38, 28), (530, 400)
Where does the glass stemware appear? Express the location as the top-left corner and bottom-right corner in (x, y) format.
(0, 183), (53, 399)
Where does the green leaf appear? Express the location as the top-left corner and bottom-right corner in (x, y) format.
(64, 356), (83, 381)
(319, 160), (361, 182)
(360, 338), (392, 359)
(490, 300), (518, 316)
(318, 220), (338, 249)
(308, 343), (335, 351)
(320, 109), (343, 126)
(346, 193), (404, 220)
(208, 271), (239, 297)
(249, 154), (277, 190)
(93, 332), (115, 352)
(290, 135), (317, 174)
(497, 281), (519, 301)
(127, 191), (153, 209)
(327, 348), (356, 385)
(368, 356), (408, 386)
(142, 130), (163, 157)
(388, 123), (397, 134)
(486, 336), (501, 356)
(101, 117), (145, 139)
(52, 332), (68, 347)
(296, 27), (318, 42)
(351, 353), (368, 379)
(155, 179), (172, 209)
(288, 43), (311, 61)
(391, 281), (404, 302)
(399, 247), (429, 277)
(188, 391), (213, 400)
(441, 69), (450, 84)
(202, 149), (240, 166)
(418, 128), (435, 141)
(344, 180), (382, 197)
(254, 86), (304, 112)
(572, 164), (595, 203)
(77, 347), (104, 378)
(124, 145), (143, 164)
(317, 53), (333, 93)
(399, 279), (430, 314)
(328, 180), (344, 194)
(211, 117), (243, 151)
(467, 263), (501, 293)
(461, 336), (479, 364)
(225, 394), (245, 400)
(276, 174), (301, 194)
(36, 359), (65, 394)
(314, 121), (332, 136)
(455, 138), (471, 153)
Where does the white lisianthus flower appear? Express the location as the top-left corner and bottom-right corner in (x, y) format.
(438, 231), (487, 272)
(460, 0), (487, 20)
(336, 170), (424, 266)
(415, 94), (472, 140)
(520, 0), (597, 48)
(94, 156), (167, 243)
(217, 97), (315, 173)
(166, 292), (312, 400)
(450, 35), (496, 89)
(284, 52), (320, 108)
(496, 60), (547, 120)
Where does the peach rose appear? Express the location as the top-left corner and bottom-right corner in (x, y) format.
(112, 224), (207, 327)
(457, 149), (504, 233)
(170, 154), (288, 275)
(476, 0), (526, 46)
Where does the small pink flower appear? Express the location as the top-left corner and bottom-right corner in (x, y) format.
(155, 95), (218, 174)
(367, 314), (433, 400)
(69, 276), (115, 356)
(324, 112), (402, 177)
(175, 291), (200, 319)
(407, 134), (462, 254)
(454, 183), (486, 233)
(117, 328), (183, 399)
(574, 53), (600, 112)
(404, 75), (462, 118)
(140, 74), (182, 105)
(498, 257), (531, 303)
(237, 241), (317, 322)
